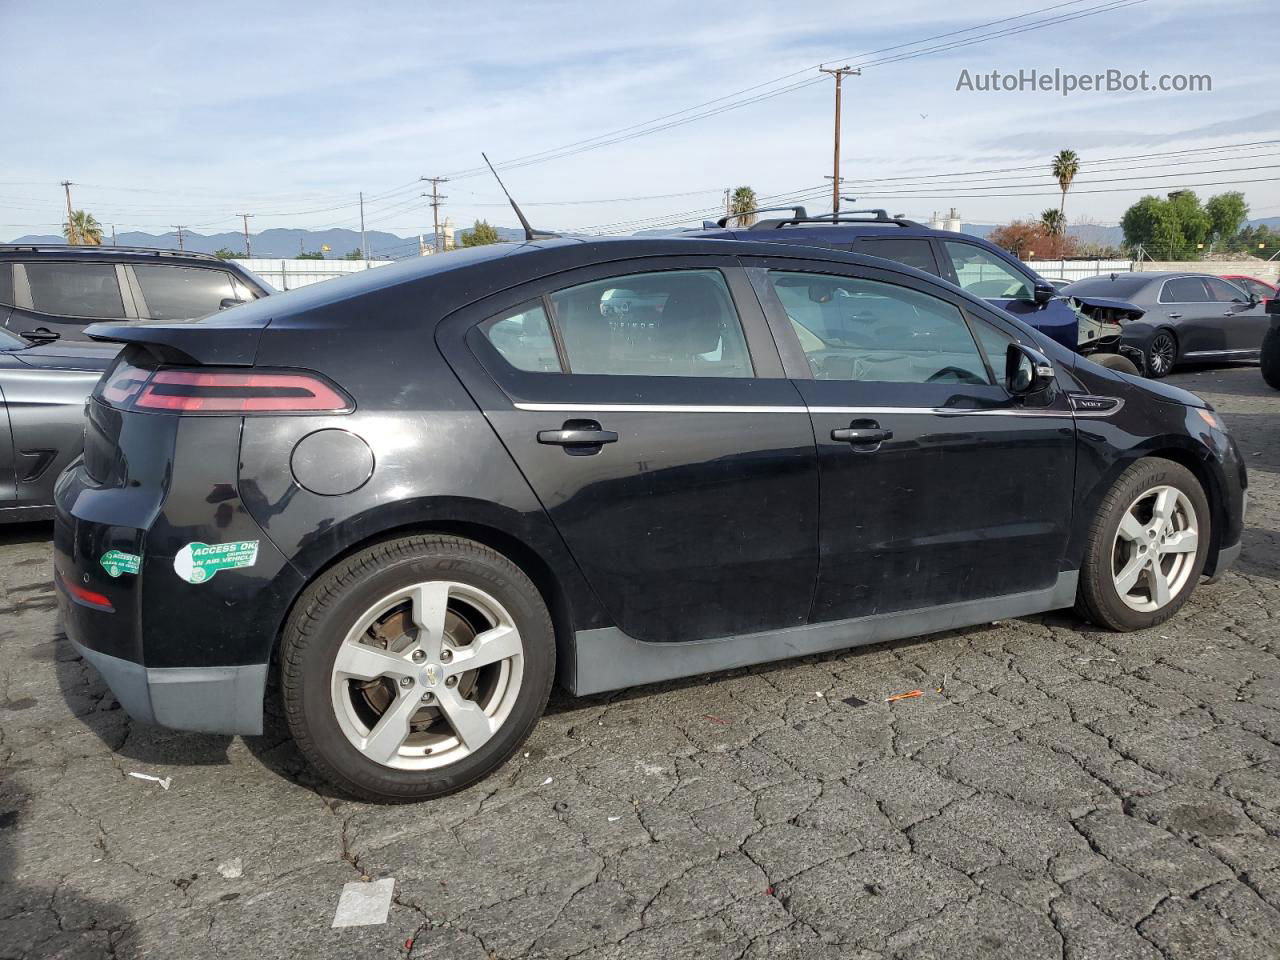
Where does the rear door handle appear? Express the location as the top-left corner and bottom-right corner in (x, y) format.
(831, 426), (893, 445)
(1166, 313), (1182, 319)
(537, 422), (618, 447)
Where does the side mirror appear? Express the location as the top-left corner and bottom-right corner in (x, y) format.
(20, 327), (60, 344)
(1006, 342), (1055, 395)
(1249, 293), (1260, 307)
(1032, 280), (1056, 305)
(219, 298), (247, 310)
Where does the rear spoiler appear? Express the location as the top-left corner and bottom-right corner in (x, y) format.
(84, 316), (270, 366)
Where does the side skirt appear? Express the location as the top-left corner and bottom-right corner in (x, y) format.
(570, 571), (1079, 696)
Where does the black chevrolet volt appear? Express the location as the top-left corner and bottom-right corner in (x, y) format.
(54, 238), (1246, 801)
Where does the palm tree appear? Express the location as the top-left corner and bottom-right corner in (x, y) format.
(63, 210), (103, 245)
(1051, 149), (1079, 222)
(730, 186), (758, 227)
(1040, 208), (1065, 236)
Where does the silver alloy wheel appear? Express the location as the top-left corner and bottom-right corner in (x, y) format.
(1148, 333), (1176, 376)
(1111, 484), (1199, 613)
(330, 581), (525, 770)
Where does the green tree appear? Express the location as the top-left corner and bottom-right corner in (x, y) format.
(63, 209), (103, 245)
(1120, 191), (1224, 259)
(343, 248), (364, 260)
(1039, 208), (1065, 236)
(296, 250), (325, 260)
(460, 220), (501, 247)
(730, 186), (758, 226)
(212, 247), (244, 260)
(1204, 191), (1248, 246)
(1051, 149), (1079, 221)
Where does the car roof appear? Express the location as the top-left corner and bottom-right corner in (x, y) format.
(0, 244), (229, 266)
(212, 235), (997, 329)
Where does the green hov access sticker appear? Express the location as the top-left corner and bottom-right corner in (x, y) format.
(173, 540), (260, 584)
(100, 550), (141, 578)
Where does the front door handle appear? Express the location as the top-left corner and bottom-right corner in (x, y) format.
(1166, 313), (1182, 320)
(831, 423), (893, 445)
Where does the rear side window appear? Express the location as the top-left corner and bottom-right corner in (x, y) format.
(1159, 277), (1209, 303)
(549, 269), (752, 378)
(481, 302), (560, 373)
(25, 262), (124, 318)
(941, 242), (1032, 300)
(134, 265), (236, 320)
(0, 263), (12, 305)
(858, 238), (940, 275)
(767, 270), (989, 384)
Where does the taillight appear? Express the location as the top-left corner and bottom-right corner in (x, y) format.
(55, 569), (114, 612)
(135, 370), (348, 413)
(97, 364), (350, 415)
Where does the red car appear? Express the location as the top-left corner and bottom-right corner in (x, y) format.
(1222, 274), (1277, 306)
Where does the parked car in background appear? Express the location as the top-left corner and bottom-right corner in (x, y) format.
(685, 208), (1145, 374)
(1062, 272), (1269, 378)
(0, 326), (117, 521)
(0, 245), (271, 342)
(1222, 274), (1276, 307)
(57, 237), (1244, 801)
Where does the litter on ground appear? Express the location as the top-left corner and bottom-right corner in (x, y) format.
(127, 772), (172, 790)
(332, 877), (395, 928)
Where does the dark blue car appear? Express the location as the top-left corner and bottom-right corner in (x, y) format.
(685, 208), (1144, 373)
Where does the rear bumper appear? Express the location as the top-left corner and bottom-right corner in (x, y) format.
(69, 638), (266, 735)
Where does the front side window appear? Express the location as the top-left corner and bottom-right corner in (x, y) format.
(858, 238), (940, 276)
(941, 242), (1032, 300)
(480, 302), (560, 372)
(134, 265), (236, 321)
(1204, 277), (1248, 303)
(1159, 277), (1209, 303)
(766, 271), (989, 384)
(549, 269), (752, 377)
(24, 262), (124, 318)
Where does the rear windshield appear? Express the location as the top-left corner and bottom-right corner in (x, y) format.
(1062, 274), (1152, 298)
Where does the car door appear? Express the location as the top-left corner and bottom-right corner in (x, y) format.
(127, 263), (240, 320)
(1203, 276), (1270, 354)
(0, 366), (15, 504)
(9, 260), (136, 341)
(438, 257), (820, 644)
(1156, 276), (1219, 355)
(745, 256), (1076, 622)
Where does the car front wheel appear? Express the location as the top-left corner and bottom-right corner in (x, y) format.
(1075, 459), (1210, 631)
(280, 535), (554, 802)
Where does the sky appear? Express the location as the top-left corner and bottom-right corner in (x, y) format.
(2, 0), (1278, 249)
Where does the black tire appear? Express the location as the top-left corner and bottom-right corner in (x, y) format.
(1075, 459), (1211, 631)
(1093, 352), (1141, 376)
(1145, 329), (1178, 379)
(280, 535), (554, 802)
(1262, 326), (1280, 391)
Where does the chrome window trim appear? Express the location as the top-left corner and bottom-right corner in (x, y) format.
(512, 401), (1076, 418)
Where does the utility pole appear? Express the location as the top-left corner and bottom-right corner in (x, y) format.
(723, 188), (731, 219)
(359, 191), (367, 263)
(61, 180), (76, 243)
(818, 66), (860, 215)
(421, 177), (448, 254)
(111, 225), (117, 246)
(172, 225), (186, 250)
(237, 213), (253, 257)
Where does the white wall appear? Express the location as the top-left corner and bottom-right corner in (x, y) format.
(236, 258), (394, 291)
(1024, 259), (1135, 281)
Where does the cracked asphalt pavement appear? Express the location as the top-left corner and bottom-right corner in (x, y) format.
(2, 364), (1279, 959)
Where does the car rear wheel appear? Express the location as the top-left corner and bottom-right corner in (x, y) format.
(1075, 459), (1210, 631)
(1262, 326), (1280, 390)
(1145, 330), (1178, 379)
(280, 535), (554, 802)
